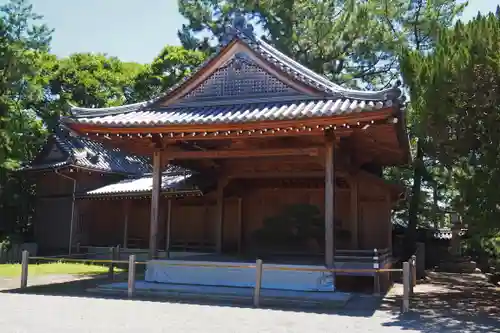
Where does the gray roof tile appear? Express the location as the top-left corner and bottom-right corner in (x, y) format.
(23, 127), (152, 174)
(83, 168), (206, 197)
(68, 98), (392, 127)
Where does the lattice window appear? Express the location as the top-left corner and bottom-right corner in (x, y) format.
(182, 55), (300, 101)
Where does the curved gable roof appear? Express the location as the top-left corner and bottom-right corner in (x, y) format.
(64, 30), (402, 128)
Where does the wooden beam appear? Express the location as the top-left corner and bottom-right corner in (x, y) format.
(325, 133), (335, 268)
(165, 147), (320, 160)
(350, 177), (359, 249)
(229, 170), (325, 179)
(149, 150), (162, 259)
(228, 170), (357, 180)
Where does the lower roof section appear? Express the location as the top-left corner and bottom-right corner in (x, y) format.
(78, 171), (213, 199)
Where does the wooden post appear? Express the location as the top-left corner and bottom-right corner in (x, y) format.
(411, 254), (417, 295)
(20, 250), (29, 289)
(350, 176), (359, 249)
(373, 248), (380, 295)
(402, 261), (410, 313)
(385, 193), (392, 252)
(123, 200), (130, 248)
(108, 247), (115, 280)
(236, 197), (243, 255)
(253, 259), (263, 307)
(324, 134), (335, 267)
(149, 150), (162, 260)
(215, 179), (225, 254)
(116, 244), (121, 261)
(128, 254), (136, 298)
(165, 199), (172, 258)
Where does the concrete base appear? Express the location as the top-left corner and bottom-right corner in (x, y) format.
(145, 259), (336, 291)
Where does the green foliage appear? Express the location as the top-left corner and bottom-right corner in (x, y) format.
(0, 0), (51, 238)
(401, 11), (500, 236)
(178, 0), (465, 88)
(131, 45), (206, 101)
(49, 53), (145, 109)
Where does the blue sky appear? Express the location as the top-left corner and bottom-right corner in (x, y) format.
(10, 0), (500, 64)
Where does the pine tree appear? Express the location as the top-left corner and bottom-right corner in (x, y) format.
(401, 10), (500, 242)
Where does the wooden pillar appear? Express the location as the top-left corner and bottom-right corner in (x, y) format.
(324, 134), (335, 267)
(123, 200), (130, 248)
(215, 179), (227, 254)
(149, 150), (162, 260)
(165, 199), (172, 258)
(386, 193), (392, 251)
(236, 197), (243, 255)
(350, 176), (359, 249)
(215, 186), (224, 254)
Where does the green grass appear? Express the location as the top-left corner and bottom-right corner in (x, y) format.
(0, 262), (124, 277)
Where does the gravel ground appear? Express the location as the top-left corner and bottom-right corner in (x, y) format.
(0, 292), (414, 333)
(0, 273), (498, 333)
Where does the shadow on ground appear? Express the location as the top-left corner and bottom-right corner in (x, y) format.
(381, 272), (500, 332)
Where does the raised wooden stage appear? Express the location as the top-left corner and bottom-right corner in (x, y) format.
(82, 246), (393, 293)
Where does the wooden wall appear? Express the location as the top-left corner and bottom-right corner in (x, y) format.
(76, 175), (394, 254)
(357, 178), (392, 250)
(32, 170), (123, 253)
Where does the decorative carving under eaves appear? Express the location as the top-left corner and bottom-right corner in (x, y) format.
(181, 54), (304, 102)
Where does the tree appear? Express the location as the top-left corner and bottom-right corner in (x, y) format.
(48, 53), (144, 107)
(401, 10), (500, 240)
(0, 0), (53, 238)
(178, 0), (402, 87)
(131, 45), (206, 101)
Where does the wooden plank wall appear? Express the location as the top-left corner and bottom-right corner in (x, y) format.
(75, 177), (394, 253)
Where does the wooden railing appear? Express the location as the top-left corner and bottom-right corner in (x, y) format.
(20, 250), (413, 313)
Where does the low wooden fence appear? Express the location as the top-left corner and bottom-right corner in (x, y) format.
(19, 248), (416, 313)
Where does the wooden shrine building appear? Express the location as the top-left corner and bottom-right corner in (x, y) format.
(28, 26), (409, 278)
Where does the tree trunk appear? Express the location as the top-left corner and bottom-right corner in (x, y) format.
(406, 139), (424, 255)
(433, 181), (439, 230)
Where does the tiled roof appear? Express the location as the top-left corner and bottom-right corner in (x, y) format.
(82, 168), (205, 198)
(23, 127), (152, 175)
(67, 98), (394, 127)
(64, 30), (402, 128)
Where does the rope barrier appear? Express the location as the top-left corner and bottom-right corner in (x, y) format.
(28, 256), (403, 273)
(34, 253), (88, 259)
(29, 256), (129, 264)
